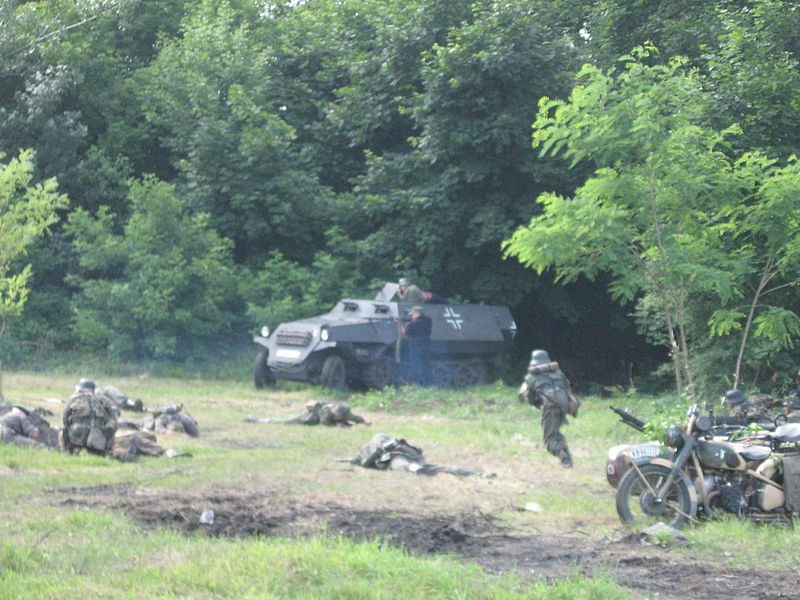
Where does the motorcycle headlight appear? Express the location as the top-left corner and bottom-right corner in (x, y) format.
(320, 326), (330, 341)
(260, 326), (270, 338)
(664, 425), (683, 447)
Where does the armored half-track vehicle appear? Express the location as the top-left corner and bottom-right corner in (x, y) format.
(252, 283), (516, 389)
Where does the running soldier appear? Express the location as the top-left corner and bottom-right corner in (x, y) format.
(518, 349), (580, 468)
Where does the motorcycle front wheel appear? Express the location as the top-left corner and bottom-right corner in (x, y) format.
(616, 463), (695, 529)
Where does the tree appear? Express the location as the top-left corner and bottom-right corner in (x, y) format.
(708, 155), (800, 389)
(0, 149), (68, 334)
(66, 176), (240, 360)
(136, 0), (333, 265)
(503, 49), (747, 397)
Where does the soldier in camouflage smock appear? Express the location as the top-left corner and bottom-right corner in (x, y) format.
(347, 433), (494, 478)
(60, 379), (118, 456)
(136, 404), (200, 437)
(724, 389), (778, 422)
(782, 396), (800, 423)
(518, 349), (580, 468)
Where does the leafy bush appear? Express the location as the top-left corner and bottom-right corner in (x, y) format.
(66, 176), (241, 360)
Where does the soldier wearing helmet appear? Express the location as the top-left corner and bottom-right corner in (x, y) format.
(518, 349), (580, 468)
(395, 278), (425, 305)
(783, 396), (800, 423)
(724, 388), (777, 422)
(244, 401), (371, 427)
(60, 378), (118, 455)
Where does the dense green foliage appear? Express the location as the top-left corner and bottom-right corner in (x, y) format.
(503, 49), (800, 395)
(2, 0), (800, 390)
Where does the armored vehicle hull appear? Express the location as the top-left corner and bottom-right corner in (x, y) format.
(253, 283), (516, 389)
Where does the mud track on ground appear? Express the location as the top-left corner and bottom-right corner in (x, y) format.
(51, 484), (799, 600)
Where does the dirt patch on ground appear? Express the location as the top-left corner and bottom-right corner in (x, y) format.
(49, 484), (799, 600)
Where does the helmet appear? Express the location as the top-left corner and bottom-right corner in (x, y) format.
(76, 378), (96, 392)
(530, 349), (551, 366)
(784, 396), (800, 410)
(398, 278), (410, 287)
(410, 306), (425, 314)
(724, 389), (746, 405)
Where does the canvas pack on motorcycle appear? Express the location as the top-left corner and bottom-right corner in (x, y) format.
(783, 454), (800, 512)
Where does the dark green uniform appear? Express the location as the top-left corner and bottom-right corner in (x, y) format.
(350, 433), (494, 478)
(519, 358), (578, 468)
(0, 409), (46, 448)
(247, 402), (368, 426)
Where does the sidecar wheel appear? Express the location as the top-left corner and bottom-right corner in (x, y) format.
(616, 464), (696, 529)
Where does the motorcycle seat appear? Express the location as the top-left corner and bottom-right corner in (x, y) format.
(738, 445), (772, 462)
(773, 423), (800, 443)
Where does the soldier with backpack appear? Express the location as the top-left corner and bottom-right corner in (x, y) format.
(60, 379), (118, 456)
(518, 349), (580, 468)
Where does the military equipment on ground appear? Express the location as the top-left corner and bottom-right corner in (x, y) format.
(252, 282), (516, 389)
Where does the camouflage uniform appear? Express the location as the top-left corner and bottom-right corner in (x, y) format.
(518, 350), (579, 468)
(350, 433), (494, 478)
(783, 396), (800, 424)
(61, 386), (118, 455)
(247, 402), (369, 426)
(0, 408), (47, 448)
(111, 423), (166, 462)
(137, 405), (200, 437)
(725, 389), (776, 422)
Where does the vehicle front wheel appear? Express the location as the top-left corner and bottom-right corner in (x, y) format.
(616, 463), (696, 529)
(254, 350), (276, 389)
(320, 355), (346, 389)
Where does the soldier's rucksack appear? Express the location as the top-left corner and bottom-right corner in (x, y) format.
(62, 393), (117, 454)
(526, 362), (580, 417)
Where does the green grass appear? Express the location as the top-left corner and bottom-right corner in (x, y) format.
(1, 369), (798, 598)
(0, 509), (635, 600)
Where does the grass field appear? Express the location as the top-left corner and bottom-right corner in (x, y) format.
(1, 370), (798, 599)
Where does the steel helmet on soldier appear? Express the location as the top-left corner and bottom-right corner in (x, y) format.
(784, 396), (800, 410)
(724, 389), (746, 405)
(76, 378), (96, 392)
(530, 349), (550, 366)
(398, 278), (410, 287)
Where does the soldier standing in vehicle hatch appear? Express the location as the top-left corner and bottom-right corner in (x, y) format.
(395, 278), (425, 305)
(518, 349), (580, 468)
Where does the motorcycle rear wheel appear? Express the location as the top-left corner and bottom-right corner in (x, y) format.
(616, 464), (695, 529)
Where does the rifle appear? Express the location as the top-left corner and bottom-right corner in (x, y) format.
(609, 406), (646, 432)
